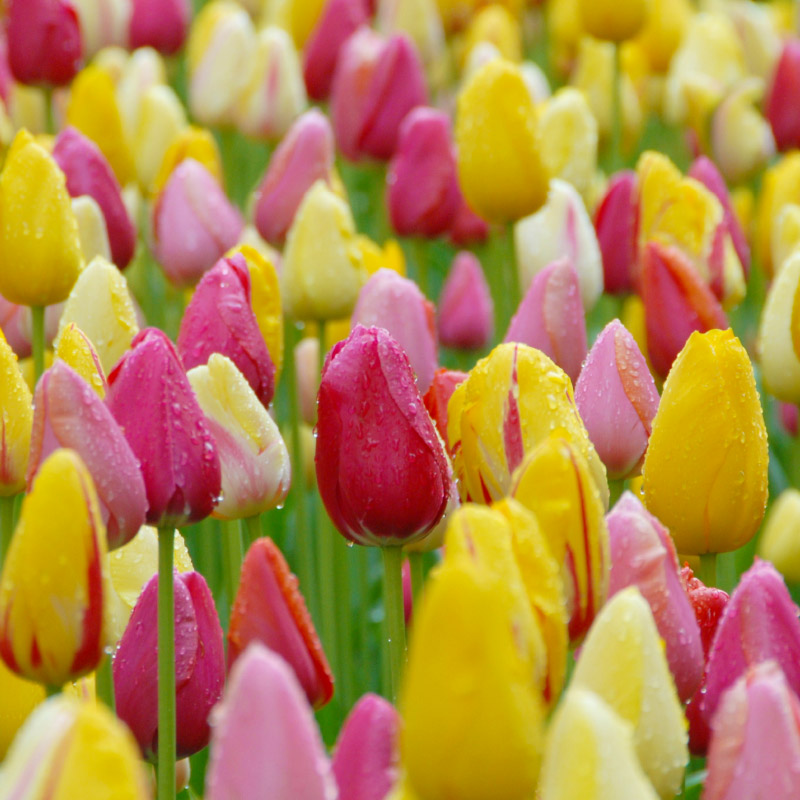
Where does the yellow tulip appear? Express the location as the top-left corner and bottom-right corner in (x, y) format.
(643, 329), (768, 554)
(0, 129), (83, 307)
(578, 0), (650, 42)
(152, 125), (224, 198)
(772, 202), (800, 275)
(758, 488), (800, 584)
(548, 0), (584, 76)
(462, 5), (522, 64)
(0, 330), (33, 496)
(635, 0), (692, 73)
(54, 323), (108, 399)
(571, 587), (688, 797)
(0, 449), (108, 686)
(71, 195), (112, 264)
(455, 58), (548, 224)
(279, 0), (327, 48)
(377, 0), (445, 70)
(756, 152), (800, 277)
(0, 659), (44, 760)
(356, 235), (407, 277)
(281, 180), (367, 321)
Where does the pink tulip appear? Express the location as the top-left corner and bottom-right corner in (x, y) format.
(504, 257), (587, 385)
(205, 643), (336, 800)
(177, 254), (276, 408)
(153, 158), (244, 289)
(0, 295), (31, 358)
(781, 402), (799, 437)
(315, 324), (452, 547)
(593, 170), (639, 294)
(114, 570), (225, 759)
(766, 39), (800, 153)
(253, 109), (336, 247)
(437, 251), (493, 350)
(295, 336), (320, 426)
(7, 0), (82, 86)
(53, 127), (137, 270)
(332, 693), (400, 800)
(351, 269), (438, 393)
(606, 492), (704, 700)
(422, 367), (468, 452)
(386, 107), (460, 238)
(27, 362), (146, 550)
(128, 0), (190, 55)
(106, 328), (222, 528)
(680, 565), (729, 659)
(449, 180), (490, 246)
(575, 319), (659, 479)
(303, 0), (369, 102)
(331, 27), (428, 161)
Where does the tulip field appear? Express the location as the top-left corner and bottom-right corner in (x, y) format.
(4, 0), (800, 798)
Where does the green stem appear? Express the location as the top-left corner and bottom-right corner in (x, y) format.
(409, 551), (424, 610)
(381, 546), (406, 703)
(157, 527), (176, 800)
(0, 495), (15, 569)
(610, 43), (623, 172)
(45, 684), (61, 698)
(96, 655), (115, 712)
(334, 537), (354, 710)
(244, 514), (261, 548)
(698, 553), (718, 588)
(43, 86), (55, 135)
(358, 546), (372, 693)
(608, 479), (626, 509)
(31, 305), (46, 386)
(222, 519), (244, 605)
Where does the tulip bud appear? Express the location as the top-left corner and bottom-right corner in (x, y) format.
(594, 170), (639, 294)
(106, 328), (222, 528)
(386, 107), (460, 238)
(0, 130), (83, 307)
(129, 0), (189, 54)
(515, 179), (604, 310)
(281, 180), (366, 321)
(0, 449), (108, 686)
(575, 320), (659, 479)
(316, 325), (452, 547)
(781, 402), (799, 437)
(422, 368), (467, 449)
(577, 0), (649, 42)
(71, 0), (130, 58)
(643, 329), (768, 555)
(114, 570), (225, 759)
(114, 46), (167, 141)
(0, 330), (33, 497)
(455, 58), (547, 224)
(505, 257), (587, 385)
(0, 298), (30, 359)
(7, 0), (83, 86)
(152, 125), (223, 199)
(766, 40), (800, 153)
(351, 269), (438, 393)
(71, 195), (112, 264)
(461, 5), (521, 65)
(437, 251), (493, 351)
(679, 565), (728, 659)
(756, 153), (800, 277)
(758, 489), (800, 583)
(448, 183), (490, 246)
(205, 643), (336, 800)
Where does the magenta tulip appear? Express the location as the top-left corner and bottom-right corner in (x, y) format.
(781, 402), (799, 437)
(106, 328), (222, 528)
(315, 324), (452, 547)
(437, 251), (493, 351)
(593, 170), (639, 294)
(449, 181), (490, 246)
(766, 39), (800, 153)
(128, 0), (190, 55)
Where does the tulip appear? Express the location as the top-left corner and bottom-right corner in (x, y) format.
(448, 184), (490, 245)
(152, 125), (223, 199)
(634, 0), (691, 74)
(766, 40), (800, 153)
(643, 329), (768, 554)
(401, 556), (544, 800)
(509, 435), (609, 643)
(332, 693), (400, 800)
(0, 297), (31, 359)
(281, 180), (367, 321)
(153, 158), (244, 288)
(461, 5), (521, 64)
(515, 179), (604, 310)
(448, 342), (607, 507)
(455, 57), (547, 224)
(253, 109), (337, 247)
(386, 107), (460, 238)
(71, 0), (130, 58)
(129, 0), (189, 54)
(594, 170), (638, 294)
(71, 195), (112, 264)
(538, 688), (660, 800)
(294, 336), (321, 426)
(106, 328), (221, 528)
(505, 257), (587, 386)
(303, 0), (369, 101)
(437, 252), (493, 351)
(114, 570), (225, 759)
(0, 331), (32, 497)
(0, 660), (45, 760)
(640, 241), (728, 379)
(0, 696), (149, 798)
(53, 323), (107, 398)
(756, 153), (800, 277)
(351, 269), (438, 393)
(781, 402), (799, 437)
(606, 492), (704, 700)
(0, 130), (83, 307)
(205, 643), (336, 800)
(577, 0), (648, 42)
(0, 449), (107, 686)
(227, 537), (331, 707)
(704, 661), (800, 800)
(679, 565), (729, 659)
(7, 0), (83, 86)
(422, 368), (467, 450)
(575, 320), (659, 479)
(758, 489), (800, 583)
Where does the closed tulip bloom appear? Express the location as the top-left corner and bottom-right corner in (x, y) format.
(515, 179), (604, 310)
(575, 320), (659, 479)
(253, 109), (336, 247)
(386, 107), (460, 238)
(0, 298), (31, 359)
(0, 696), (149, 799)
(781, 402), (799, 437)
(505, 258), (587, 386)
(756, 153), (800, 277)
(0, 660), (44, 760)
(423, 368), (467, 449)
(606, 492), (703, 701)
(635, 0), (691, 73)
(680, 565), (729, 659)
(227, 537), (332, 707)
(0, 130), (83, 307)
(643, 329), (768, 555)
(7, 0), (83, 86)
(577, 0), (648, 42)
(758, 489), (800, 583)
(54, 324), (106, 398)
(71, 195), (112, 264)
(153, 158), (244, 288)
(205, 643), (336, 800)
(114, 570), (225, 759)
(28, 362), (146, 549)
(448, 183), (490, 245)
(129, 0), (189, 54)
(282, 180), (367, 321)
(0, 449), (108, 686)
(455, 58), (548, 224)
(437, 251), (493, 351)
(152, 125), (224, 199)
(0, 331), (32, 496)
(106, 328), (222, 528)
(332, 693), (400, 800)
(71, 0), (130, 58)
(316, 325), (451, 546)
(767, 40), (800, 153)
(594, 170), (639, 294)
(351, 269), (438, 393)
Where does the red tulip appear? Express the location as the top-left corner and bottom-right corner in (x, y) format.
(437, 252), (493, 351)
(680, 565), (729, 658)
(448, 181), (490, 246)
(766, 39), (800, 153)
(129, 0), (190, 55)
(422, 368), (468, 452)
(594, 170), (639, 294)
